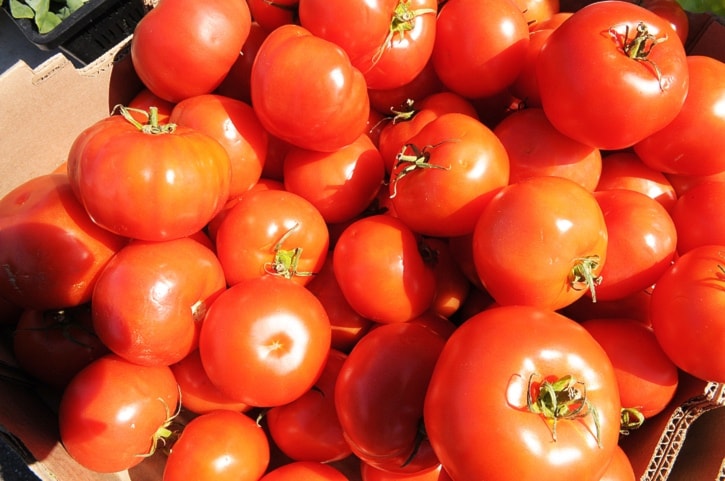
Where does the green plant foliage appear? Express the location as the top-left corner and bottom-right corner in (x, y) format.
(7, 0), (89, 34)
(677, 0), (725, 15)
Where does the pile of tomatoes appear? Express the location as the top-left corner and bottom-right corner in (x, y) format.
(1, 0), (724, 480)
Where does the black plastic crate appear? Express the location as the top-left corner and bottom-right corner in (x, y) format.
(2, 0), (148, 64)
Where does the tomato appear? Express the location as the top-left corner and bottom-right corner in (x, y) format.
(266, 349), (352, 463)
(665, 169), (725, 198)
(251, 24), (370, 152)
(591, 189), (677, 301)
(596, 151), (677, 212)
(333, 214), (437, 324)
(473, 175), (608, 310)
(361, 462), (444, 481)
(214, 188), (329, 287)
(432, 0), (530, 98)
(215, 22), (270, 105)
(424, 237), (471, 319)
(367, 58), (445, 116)
(513, 0), (560, 26)
(260, 461), (349, 481)
(12, 305), (108, 390)
(649, 245), (725, 383)
(335, 322), (446, 474)
(170, 94), (269, 198)
(283, 134), (386, 224)
(170, 349), (249, 414)
(127, 88), (175, 123)
(58, 354), (179, 473)
(246, 0), (299, 33)
(598, 445), (636, 481)
(536, 1), (689, 150)
(389, 112), (510, 237)
(163, 410), (270, 481)
(67, 108), (231, 241)
(493, 107), (602, 191)
(509, 28), (555, 108)
(641, 0), (689, 44)
(199, 276), (331, 407)
(92, 237), (226, 367)
(131, 0), (251, 102)
(424, 305), (622, 481)
(580, 318), (678, 420)
(669, 181), (725, 255)
(0, 174), (127, 309)
(560, 287), (653, 326)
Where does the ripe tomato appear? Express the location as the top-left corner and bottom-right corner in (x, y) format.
(214, 188), (329, 287)
(266, 349), (352, 463)
(580, 318), (678, 420)
(333, 214), (437, 324)
(163, 410), (270, 481)
(0, 174), (127, 309)
(389, 112), (510, 237)
(537, 1), (689, 149)
(473, 175), (608, 310)
(199, 276), (331, 407)
(591, 189), (677, 301)
(424, 237), (471, 320)
(215, 22), (270, 105)
(335, 322), (446, 474)
(92, 237), (227, 367)
(641, 0), (689, 44)
(127, 88), (175, 123)
(493, 107), (602, 191)
(12, 305), (108, 390)
(599, 445), (636, 481)
(283, 134), (386, 224)
(59, 354), (179, 473)
(509, 28), (555, 108)
(67, 108), (231, 241)
(170, 94), (269, 198)
(260, 461), (349, 481)
(432, 0), (530, 98)
(361, 462), (444, 481)
(246, 0), (299, 33)
(251, 24), (370, 152)
(670, 181), (725, 255)
(649, 245), (725, 383)
(424, 305), (622, 481)
(367, 58), (445, 116)
(131, 0), (251, 102)
(513, 0), (560, 27)
(635, 55), (725, 176)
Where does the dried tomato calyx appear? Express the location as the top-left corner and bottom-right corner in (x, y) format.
(570, 255), (603, 302)
(620, 406), (645, 435)
(113, 104), (177, 134)
(389, 141), (452, 198)
(372, 0), (437, 65)
(607, 21), (669, 91)
(264, 223), (315, 279)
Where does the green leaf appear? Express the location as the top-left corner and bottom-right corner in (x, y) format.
(676, 0), (725, 15)
(7, 0), (91, 33)
(8, 0), (35, 19)
(66, 0), (88, 11)
(35, 10), (62, 33)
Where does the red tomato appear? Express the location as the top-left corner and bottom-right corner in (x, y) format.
(513, 0), (560, 27)
(335, 322), (446, 474)
(598, 445), (636, 481)
(170, 349), (249, 414)
(367, 58), (445, 116)
(127, 88), (175, 123)
(333, 214), (437, 324)
(432, 0), (530, 98)
(389, 112), (510, 237)
(67, 109), (231, 241)
(251, 24), (370, 152)
(215, 22), (270, 104)
(0, 174), (127, 309)
(473, 176), (608, 310)
(641, 0), (689, 44)
(170, 94), (269, 198)
(131, 0), (251, 102)
(665, 169), (725, 197)
(649, 245), (725, 383)
(537, 1), (689, 149)
(246, 0), (299, 33)
(580, 318), (678, 420)
(634, 56), (725, 176)
(92, 237), (227, 367)
(592, 189), (677, 301)
(163, 410), (270, 481)
(560, 287), (653, 327)
(361, 463), (444, 481)
(424, 237), (471, 320)
(266, 349), (352, 463)
(260, 461), (349, 481)
(199, 276), (331, 407)
(59, 354), (179, 473)
(12, 305), (108, 390)
(214, 189), (329, 287)
(670, 181), (725, 255)
(509, 28), (555, 108)
(424, 305), (622, 481)
(283, 134), (386, 224)
(493, 107), (602, 191)
(595, 151), (677, 212)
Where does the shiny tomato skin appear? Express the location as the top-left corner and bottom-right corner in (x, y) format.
(670, 181), (725, 255)
(367, 58), (445, 116)
(432, 0), (530, 98)
(199, 276), (331, 407)
(537, 1), (689, 150)
(251, 24), (370, 152)
(246, 0), (298, 33)
(599, 445), (636, 481)
(333, 214), (437, 324)
(170, 93), (269, 198)
(390, 112), (510, 237)
(424, 305), (621, 481)
(509, 28), (555, 108)
(215, 22), (270, 104)
(260, 461), (349, 481)
(649, 245), (725, 383)
(131, 0), (251, 102)
(67, 114), (231, 241)
(58, 354), (179, 473)
(361, 463), (444, 481)
(473, 176), (608, 310)
(163, 410), (270, 481)
(0, 174), (127, 310)
(92, 237), (227, 367)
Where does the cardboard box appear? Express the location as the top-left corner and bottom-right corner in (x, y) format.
(0, 8), (723, 481)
